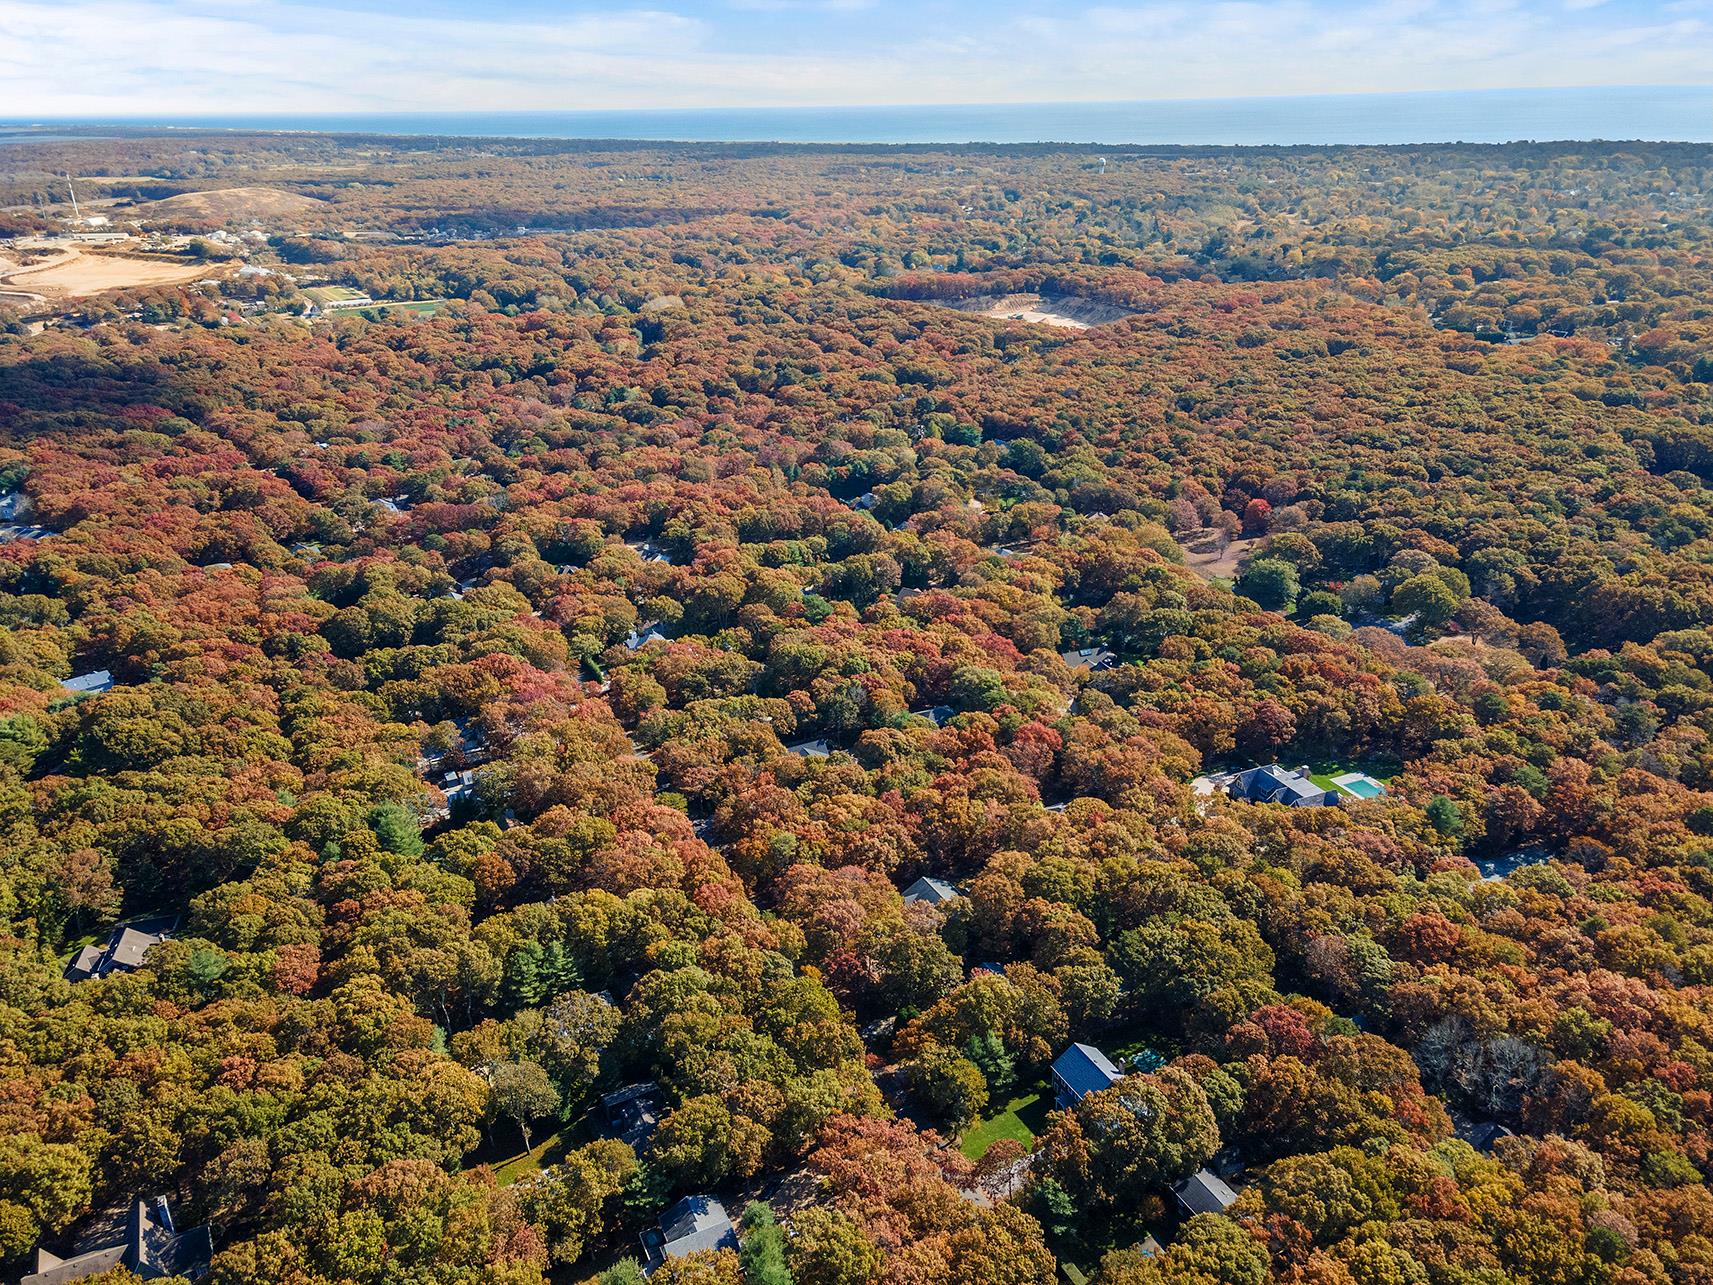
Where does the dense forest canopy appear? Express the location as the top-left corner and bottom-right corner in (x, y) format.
(1, 132), (1712, 1285)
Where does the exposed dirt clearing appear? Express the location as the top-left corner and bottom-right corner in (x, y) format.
(0, 247), (232, 298)
(1178, 530), (1258, 580)
(929, 292), (1135, 330)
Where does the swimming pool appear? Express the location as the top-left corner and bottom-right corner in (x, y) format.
(1331, 772), (1386, 799)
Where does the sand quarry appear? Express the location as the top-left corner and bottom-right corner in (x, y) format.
(933, 292), (1134, 330)
(0, 241), (230, 305)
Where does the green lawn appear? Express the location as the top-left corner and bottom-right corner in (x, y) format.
(487, 1131), (570, 1186)
(301, 285), (369, 305)
(364, 299), (449, 316)
(961, 1085), (1051, 1159)
(1307, 758), (1398, 797)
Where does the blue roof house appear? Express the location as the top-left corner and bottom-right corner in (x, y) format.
(1052, 1043), (1125, 1109)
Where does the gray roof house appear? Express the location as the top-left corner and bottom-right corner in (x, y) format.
(1231, 764), (1334, 808)
(65, 919), (177, 983)
(1060, 646), (1118, 672)
(1456, 1118), (1516, 1153)
(625, 623), (671, 651)
(785, 738), (831, 758)
(1174, 1169), (1239, 1217)
(60, 671), (115, 696)
(902, 876), (961, 906)
(1051, 1043), (1125, 1109)
(23, 1197), (212, 1285)
(602, 1082), (663, 1148)
(640, 1195), (736, 1269)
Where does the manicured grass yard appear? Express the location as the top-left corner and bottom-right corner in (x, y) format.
(367, 299), (449, 316)
(1308, 759), (1397, 799)
(487, 1131), (571, 1186)
(960, 1085), (1052, 1159)
(301, 285), (369, 305)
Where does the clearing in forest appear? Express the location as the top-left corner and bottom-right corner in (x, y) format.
(930, 292), (1134, 330)
(0, 244), (231, 299)
(132, 186), (329, 223)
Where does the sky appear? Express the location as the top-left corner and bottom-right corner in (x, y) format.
(0, 0), (1709, 116)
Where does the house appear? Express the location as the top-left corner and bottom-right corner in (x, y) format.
(902, 876), (961, 906)
(65, 919), (176, 982)
(1060, 646), (1117, 672)
(419, 719), (491, 773)
(640, 1195), (736, 1269)
(602, 1082), (663, 1147)
(1174, 1169), (1238, 1217)
(850, 491), (880, 510)
(911, 705), (956, 727)
(1456, 1119), (1515, 1153)
(1051, 1043), (1124, 1109)
(786, 738), (831, 758)
(22, 1197), (211, 1285)
(624, 623), (671, 651)
(60, 670), (114, 696)
(441, 769), (479, 806)
(1230, 764), (1334, 808)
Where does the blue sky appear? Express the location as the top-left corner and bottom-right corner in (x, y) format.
(0, 0), (1708, 115)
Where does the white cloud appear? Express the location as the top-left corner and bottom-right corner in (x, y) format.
(0, 0), (1707, 114)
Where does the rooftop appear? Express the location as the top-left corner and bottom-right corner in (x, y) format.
(642, 1195), (736, 1266)
(1052, 1042), (1125, 1102)
(65, 919), (177, 983)
(902, 876), (961, 905)
(1234, 764), (1330, 806)
(23, 1197), (211, 1285)
(1060, 646), (1117, 672)
(1174, 1168), (1239, 1216)
(60, 670), (115, 695)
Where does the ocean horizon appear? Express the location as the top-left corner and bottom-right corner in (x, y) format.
(2, 85), (1710, 148)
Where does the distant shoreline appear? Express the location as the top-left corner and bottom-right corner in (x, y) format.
(3, 85), (1709, 147)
